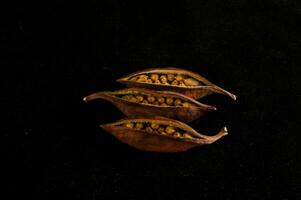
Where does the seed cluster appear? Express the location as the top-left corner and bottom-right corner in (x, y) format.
(121, 122), (194, 139)
(130, 73), (200, 87)
(119, 94), (192, 107)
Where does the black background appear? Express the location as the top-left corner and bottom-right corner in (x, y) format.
(3, 0), (300, 199)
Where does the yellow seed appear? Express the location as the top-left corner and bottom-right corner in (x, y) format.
(173, 132), (181, 138)
(160, 75), (168, 83)
(179, 81), (186, 86)
(142, 100), (149, 104)
(145, 127), (153, 133)
(182, 102), (191, 107)
(158, 127), (165, 133)
(175, 75), (184, 81)
(129, 96), (138, 103)
(139, 75), (148, 79)
(166, 97), (174, 105)
(150, 74), (159, 81)
(137, 78), (147, 82)
(124, 123), (134, 128)
(137, 75), (148, 82)
(154, 80), (161, 84)
(184, 78), (199, 86)
(183, 133), (193, 139)
(157, 97), (165, 104)
(130, 76), (138, 81)
(171, 80), (178, 85)
(122, 95), (132, 100)
(151, 123), (159, 130)
(147, 96), (155, 103)
(146, 79), (153, 83)
(136, 95), (144, 102)
(174, 99), (182, 106)
(166, 126), (176, 135)
(135, 123), (144, 129)
(167, 74), (175, 82)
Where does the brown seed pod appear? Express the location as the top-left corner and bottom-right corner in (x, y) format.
(100, 117), (228, 152)
(117, 67), (236, 100)
(83, 88), (216, 122)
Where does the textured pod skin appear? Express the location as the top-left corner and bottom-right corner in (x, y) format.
(83, 88), (216, 122)
(100, 118), (228, 152)
(117, 67), (237, 100)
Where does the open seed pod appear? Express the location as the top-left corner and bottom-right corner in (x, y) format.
(83, 88), (216, 122)
(117, 67), (236, 100)
(100, 117), (228, 152)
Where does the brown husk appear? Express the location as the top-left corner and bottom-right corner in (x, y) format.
(83, 88), (216, 122)
(117, 67), (237, 100)
(100, 118), (228, 152)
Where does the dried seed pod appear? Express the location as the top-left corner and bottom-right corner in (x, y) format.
(100, 118), (228, 152)
(83, 88), (216, 122)
(117, 68), (236, 100)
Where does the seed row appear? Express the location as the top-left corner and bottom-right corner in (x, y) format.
(130, 74), (200, 87)
(121, 122), (194, 139)
(120, 94), (192, 107)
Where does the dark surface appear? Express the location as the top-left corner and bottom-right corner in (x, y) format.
(3, 0), (300, 199)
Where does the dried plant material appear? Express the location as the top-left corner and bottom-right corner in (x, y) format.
(83, 88), (216, 122)
(100, 118), (228, 152)
(117, 67), (236, 100)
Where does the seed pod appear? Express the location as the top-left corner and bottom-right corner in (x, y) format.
(117, 68), (236, 100)
(100, 118), (228, 152)
(83, 88), (216, 122)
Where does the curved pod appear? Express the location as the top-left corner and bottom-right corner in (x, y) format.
(100, 118), (228, 152)
(117, 67), (236, 100)
(83, 88), (216, 122)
